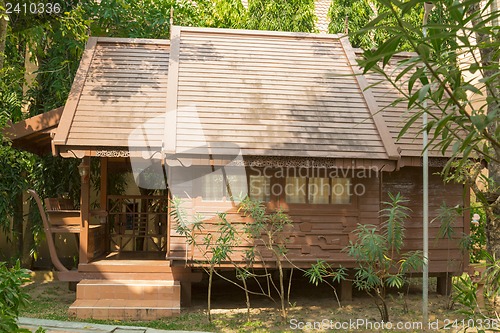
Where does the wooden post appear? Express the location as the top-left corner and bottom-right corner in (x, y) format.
(100, 157), (108, 212)
(181, 281), (192, 307)
(436, 273), (452, 296)
(100, 157), (108, 253)
(340, 278), (353, 302)
(79, 156), (91, 264)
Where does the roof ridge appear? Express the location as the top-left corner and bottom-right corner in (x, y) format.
(339, 37), (401, 161)
(174, 25), (343, 39)
(53, 37), (99, 148)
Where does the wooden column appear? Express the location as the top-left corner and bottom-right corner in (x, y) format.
(340, 278), (353, 302)
(79, 156), (91, 264)
(100, 157), (108, 211)
(436, 273), (452, 296)
(181, 281), (192, 307)
(100, 157), (108, 253)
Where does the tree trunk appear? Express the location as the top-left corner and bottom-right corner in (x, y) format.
(0, 0), (8, 71)
(12, 192), (23, 260)
(21, 203), (36, 269)
(208, 265), (214, 322)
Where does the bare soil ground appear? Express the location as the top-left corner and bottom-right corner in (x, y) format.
(21, 271), (487, 332)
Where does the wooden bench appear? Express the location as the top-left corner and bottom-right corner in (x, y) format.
(44, 197), (81, 234)
(28, 189), (106, 281)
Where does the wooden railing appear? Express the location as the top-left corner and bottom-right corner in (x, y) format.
(107, 195), (168, 252)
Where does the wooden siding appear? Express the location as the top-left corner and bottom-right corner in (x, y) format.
(60, 37), (170, 149)
(382, 167), (468, 274)
(173, 27), (389, 159)
(168, 167), (467, 274)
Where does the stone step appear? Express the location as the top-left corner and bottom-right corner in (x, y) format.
(76, 279), (180, 301)
(69, 279), (181, 320)
(69, 299), (180, 320)
(78, 260), (172, 273)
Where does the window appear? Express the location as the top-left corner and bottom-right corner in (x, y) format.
(331, 178), (351, 204)
(285, 176), (351, 205)
(286, 177), (306, 203)
(201, 170), (248, 202)
(202, 172), (225, 201)
(308, 177), (330, 204)
(249, 175), (271, 202)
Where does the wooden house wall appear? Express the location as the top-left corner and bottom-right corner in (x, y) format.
(167, 166), (468, 274)
(167, 169), (381, 268)
(381, 167), (468, 274)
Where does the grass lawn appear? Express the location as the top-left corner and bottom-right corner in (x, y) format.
(21, 271), (472, 332)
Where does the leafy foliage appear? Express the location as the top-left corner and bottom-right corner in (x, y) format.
(196, 0), (246, 29)
(0, 261), (32, 333)
(347, 193), (422, 321)
(0, 143), (33, 235)
(356, 0), (500, 259)
(246, 0), (316, 32)
(88, 0), (200, 39)
(452, 274), (487, 330)
(328, 0), (423, 49)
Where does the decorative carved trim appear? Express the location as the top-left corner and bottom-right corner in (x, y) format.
(95, 150), (130, 158)
(243, 156), (342, 168)
(429, 158), (449, 167)
(240, 156), (384, 169)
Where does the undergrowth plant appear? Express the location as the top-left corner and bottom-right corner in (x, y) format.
(452, 254), (500, 332)
(0, 260), (38, 333)
(239, 197), (294, 322)
(306, 192), (423, 322)
(170, 196), (296, 322)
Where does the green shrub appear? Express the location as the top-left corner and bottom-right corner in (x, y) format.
(0, 261), (32, 333)
(469, 203), (487, 263)
(306, 192), (423, 322)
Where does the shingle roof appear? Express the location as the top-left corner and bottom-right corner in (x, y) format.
(53, 37), (170, 150)
(354, 49), (456, 158)
(168, 27), (397, 159)
(45, 26), (452, 163)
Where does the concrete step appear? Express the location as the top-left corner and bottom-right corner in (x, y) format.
(78, 260), (172, 273)
(69, 280), (180, 320)
(69, 299), (180, 320)
(76, 279), (179, 301)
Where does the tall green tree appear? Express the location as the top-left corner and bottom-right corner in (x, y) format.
(0, 3), (89, 265)
(328, 0), (423, 49)
(246, 0), (316, 32)
(0, 0), (319, 266)
(358, 0), (500, 257)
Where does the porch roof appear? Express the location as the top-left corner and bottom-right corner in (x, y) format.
(53, 37), (170, 157)
(3, 107), (62, 155)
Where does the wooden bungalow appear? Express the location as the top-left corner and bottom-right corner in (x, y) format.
(5, 26), (469, 320)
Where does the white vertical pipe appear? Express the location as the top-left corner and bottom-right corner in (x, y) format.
(422, 1), (434, 325)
